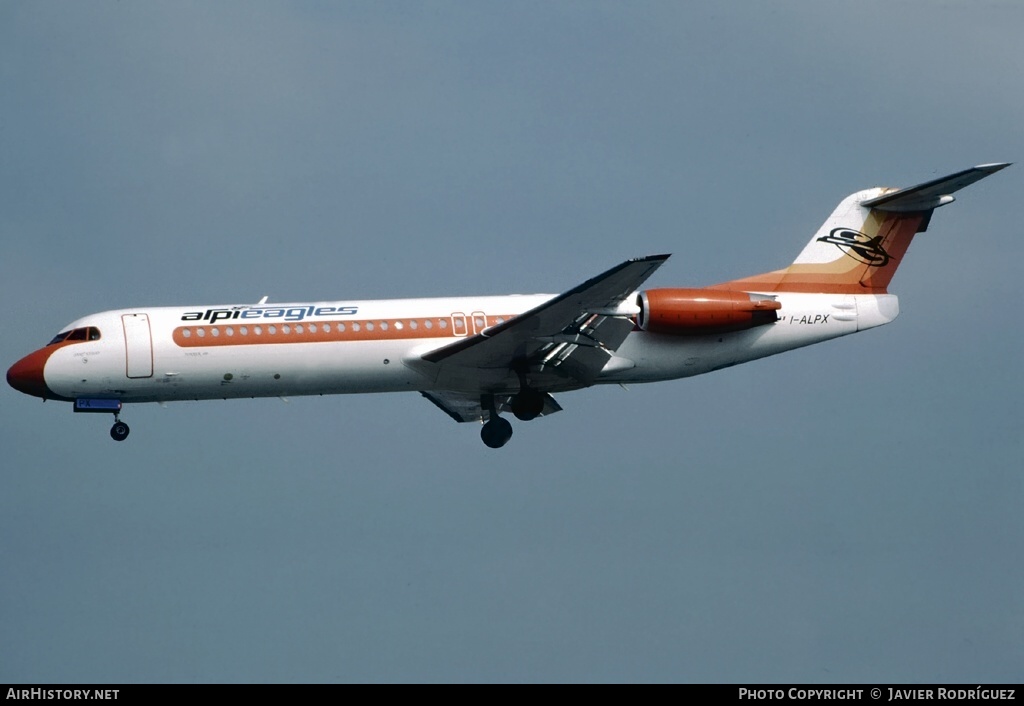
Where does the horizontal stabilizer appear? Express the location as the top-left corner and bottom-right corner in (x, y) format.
(861, 163), (1010, 212)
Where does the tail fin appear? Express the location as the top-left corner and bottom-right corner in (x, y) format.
(712, 163), (1010, 294)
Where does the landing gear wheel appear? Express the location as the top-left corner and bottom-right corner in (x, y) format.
(110, 421), (130, 442)
(480, 416), (513, 449)
(511, 388), (545, 421)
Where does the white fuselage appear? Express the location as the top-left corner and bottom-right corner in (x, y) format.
(10, 163), (1003, 448)
(37, 291), (899, 404)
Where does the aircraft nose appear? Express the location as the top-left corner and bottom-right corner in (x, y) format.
(7, 348), (55, 399)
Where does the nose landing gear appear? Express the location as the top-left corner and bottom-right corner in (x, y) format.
(74, 399), (130, 441)
(110, 415), (130, 442)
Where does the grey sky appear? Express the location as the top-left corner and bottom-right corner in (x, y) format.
(1, 1), (1021, 682)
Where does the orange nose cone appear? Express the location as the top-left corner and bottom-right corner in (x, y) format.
(7, 348), (55, 399)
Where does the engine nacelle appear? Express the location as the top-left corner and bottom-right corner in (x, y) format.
(636, 288), (781, 335)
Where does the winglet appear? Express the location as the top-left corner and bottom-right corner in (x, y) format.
(861, 163), (1011, 213)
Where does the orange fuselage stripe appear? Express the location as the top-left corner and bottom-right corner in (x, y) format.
(172, 315), (514, 347)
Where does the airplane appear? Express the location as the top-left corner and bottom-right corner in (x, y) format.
(6, 163), (1009, 448)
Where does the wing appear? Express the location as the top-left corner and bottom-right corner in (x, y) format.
(419, 254), (669, 390)
(422, 390), (563, 423)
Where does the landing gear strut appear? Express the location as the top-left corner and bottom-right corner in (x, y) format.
(480, 394), (513, 449)
(110, 415), (130, 442)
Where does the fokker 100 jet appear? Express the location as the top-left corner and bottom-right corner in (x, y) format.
(7, 164), (1008, 447)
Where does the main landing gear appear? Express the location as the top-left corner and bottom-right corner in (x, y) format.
(479, 384), (546, 448)
(509, 365), (545, 422)
(480, 393), (514, 449)
(110, 415), (130, 442)
(510, 387), (545, 421)
(480, 389), (541, 448)
(480, 415), (513, 449)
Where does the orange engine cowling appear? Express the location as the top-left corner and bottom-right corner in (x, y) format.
(636, 288), (781, 335)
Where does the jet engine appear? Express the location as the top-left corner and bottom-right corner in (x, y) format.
(635, 288), (781, 335)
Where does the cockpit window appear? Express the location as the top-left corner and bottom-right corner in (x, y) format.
(46, 327), (101, 346)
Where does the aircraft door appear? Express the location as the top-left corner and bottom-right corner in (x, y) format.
(122, 313), (154, 378)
